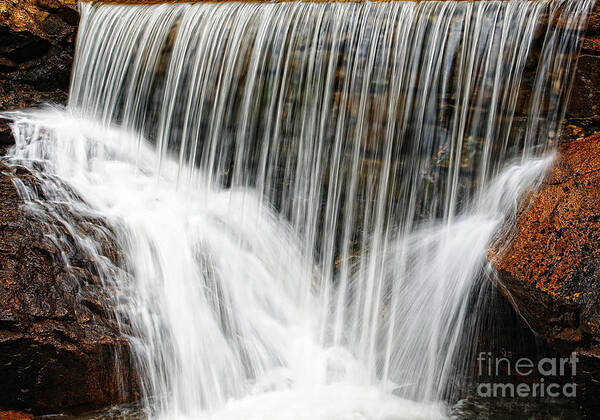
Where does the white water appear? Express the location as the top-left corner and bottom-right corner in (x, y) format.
(4, 109), (552, 419)
(0, 0), (594, 419)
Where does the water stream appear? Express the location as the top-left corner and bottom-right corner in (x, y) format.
(1, 0), (595, 418)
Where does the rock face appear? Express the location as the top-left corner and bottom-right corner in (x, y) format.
(564, 2), (600, 138)
(0, 0), (78, 145)
(489, 134), (600, 366)
(0, 161), (138, 414)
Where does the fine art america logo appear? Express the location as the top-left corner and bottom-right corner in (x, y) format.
(477, 352), (579, 398)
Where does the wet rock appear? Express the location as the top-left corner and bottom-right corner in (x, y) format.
(581, 33), (600, 54)
(560, 2), (600, 141)
(585, 3), (600, 34)
(566, 55), (600, 119)
(0, 0), (77, 41)
(0, 161), (138, 414)
(0, 0), (78, 144)
(0, 412), (32, 420)
(489, 134), (600, 374)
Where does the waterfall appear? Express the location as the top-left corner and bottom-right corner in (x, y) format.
(0, 0), (594, 418)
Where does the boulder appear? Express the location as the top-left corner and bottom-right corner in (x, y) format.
(0, 160), (138, 414)
(489, 134), (600, 369)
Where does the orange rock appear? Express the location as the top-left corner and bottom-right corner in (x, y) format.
(0, 0), (77, 41)
(0, 411), (32, 420)
(489, 134), (600, 361)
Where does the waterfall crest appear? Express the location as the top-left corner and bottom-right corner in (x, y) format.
(1, 0), (594, 418)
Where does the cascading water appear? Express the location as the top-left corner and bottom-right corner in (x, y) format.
(0, 0), (594, 418)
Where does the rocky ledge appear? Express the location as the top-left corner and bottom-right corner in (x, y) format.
(0, 161), (138, 414)
(489, 134), (600, 377)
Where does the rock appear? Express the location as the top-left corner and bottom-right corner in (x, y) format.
(585, 3), (600, 35)
(567, 55), (600, 119)
(0, 160), (138, 414)
(0, 79), (68, 147)
(0, 0), (77, 41)
(557, 1), (600, 130)
(581, 33), (600, 54)
(0, 411), (32, 420)
(0, 0), (77, 144)
(489, 134), (600, 369)
(0, 4), (137, 411)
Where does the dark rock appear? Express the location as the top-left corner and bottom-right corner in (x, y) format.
(560, 118), (600, 142)
(0, 161), (138, 414)
(0, 27), (51, 64)
(0, 0), (78, 145)
(554, 1), (600, 138)
(489, 134), (600, 377)
(567, 55), (600, 119)
(581, 33), (600, 54)
(585, 3), (600, 34)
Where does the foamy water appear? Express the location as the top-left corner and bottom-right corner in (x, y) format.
(0, 0), (593, 418)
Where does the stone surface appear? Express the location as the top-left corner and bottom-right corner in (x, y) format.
(0, 0), (77, 144)
(585, 2), (600, 34)
(562, 1), (600, 140)
(567, 55), (600, 119)
(489, 134), (600, 365)
(0, 160), (138, 414)
(0, 411), (32, 420)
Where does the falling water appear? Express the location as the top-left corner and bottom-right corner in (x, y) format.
(1, 0), (595, 418)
